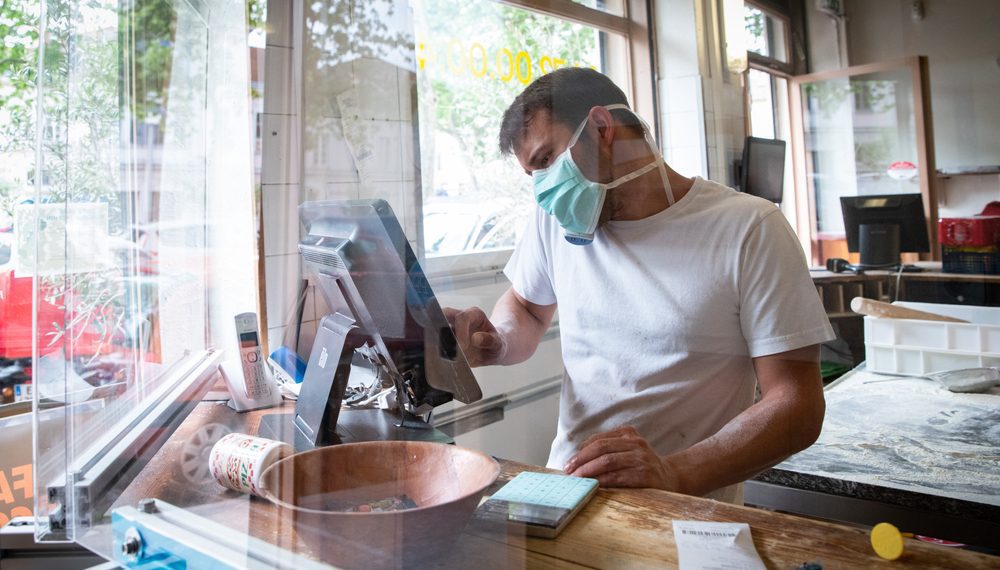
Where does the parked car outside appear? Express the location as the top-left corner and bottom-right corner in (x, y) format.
(422, 197), (527, 257)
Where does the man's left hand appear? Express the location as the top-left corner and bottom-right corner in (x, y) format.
(563, 426), (679, 491)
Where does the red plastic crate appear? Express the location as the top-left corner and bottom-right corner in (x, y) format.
(938, 216), (1000, 247)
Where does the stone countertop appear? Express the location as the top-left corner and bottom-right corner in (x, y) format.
(755, 366), (1000, 524)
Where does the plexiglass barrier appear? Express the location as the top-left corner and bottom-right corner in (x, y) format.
(31, 0), (258, 561)
(26, 0), (587, 566)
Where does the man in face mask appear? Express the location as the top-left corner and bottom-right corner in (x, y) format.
(444, 68), (834, 503)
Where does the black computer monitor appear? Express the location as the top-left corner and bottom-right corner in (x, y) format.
(740, 136), (786, 203)
(290, 199), (482, 447)
(840, 193), (930, 267)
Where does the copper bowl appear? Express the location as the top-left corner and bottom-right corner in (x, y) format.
(260, 441), (500, 568)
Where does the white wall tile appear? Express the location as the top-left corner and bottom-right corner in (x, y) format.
(350, 1), (414, 68)
(701, 78), (715, 113)
(400, 120), (417, 181)
(304, 182), (361, 203)
(263, 46), (294, 116)
(663, 75), (700, 114)
(353, 58), (401, 121)
(667, 111), (702, 143)
(262, 184), (301, 256)
(307, 61), (354, 119)
(669, 146), (705, 178)
(344, 119), (405, 182)
(303, 117), (359, 184)
(264, 253), (303, 332)
(704, 120), (717, 150)
(402, 179), (420, 240)
(267, 326), (288, 356)
(261, 114), (300, 185)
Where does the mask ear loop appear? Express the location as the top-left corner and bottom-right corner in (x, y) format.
(567, 113), (590, 149)
(604, 104), (675, 206)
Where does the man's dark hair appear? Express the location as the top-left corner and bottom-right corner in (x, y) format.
(498, 67), (643, 156)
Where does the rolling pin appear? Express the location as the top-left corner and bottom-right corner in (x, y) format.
(850, 297), (969, 323)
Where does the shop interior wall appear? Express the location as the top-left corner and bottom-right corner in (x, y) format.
(804, 0), (1000, 219)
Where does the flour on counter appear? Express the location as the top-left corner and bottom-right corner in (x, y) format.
(778, 368), (1000, 506)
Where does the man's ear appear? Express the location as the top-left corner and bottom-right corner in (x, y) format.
(587, 106), (616, 147)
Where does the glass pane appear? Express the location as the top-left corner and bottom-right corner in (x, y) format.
(31, 0), (212, 543)
(747, 70), (796, 222)
(0, 0), (39, 422)
(745, 3), (787, 63)
(413, 0), (629, 263)
(800, 67), (920, 237)
(748, 68), (775, 138)
(27, 0), (259, 553)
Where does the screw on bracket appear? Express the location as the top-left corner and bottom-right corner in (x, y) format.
(121, 527), (143, 563)
(138, 498), (158, 514)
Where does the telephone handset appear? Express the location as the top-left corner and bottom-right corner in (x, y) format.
(221, 312), (282, 412)
(235, 312), (271, 399)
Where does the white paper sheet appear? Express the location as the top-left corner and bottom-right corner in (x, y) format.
(672, 521), (766, 570)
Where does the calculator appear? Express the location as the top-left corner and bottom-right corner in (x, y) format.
(473, 472), (599, 538)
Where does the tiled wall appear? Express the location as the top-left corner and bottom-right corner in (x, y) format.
(261, 1), (419, 356)
(260, 0), (301, 354)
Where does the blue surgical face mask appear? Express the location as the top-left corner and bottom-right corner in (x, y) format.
(531, 104), (673, 245)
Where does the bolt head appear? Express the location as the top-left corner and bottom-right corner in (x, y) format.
(121, 527), (143, 563)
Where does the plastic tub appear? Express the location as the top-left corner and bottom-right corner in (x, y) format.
(863, 301), (1000, 374)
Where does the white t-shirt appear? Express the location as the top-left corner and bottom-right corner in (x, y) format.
(504, 177), (835, 503)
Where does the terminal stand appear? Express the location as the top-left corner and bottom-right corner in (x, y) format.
(257, 312), (452, 451)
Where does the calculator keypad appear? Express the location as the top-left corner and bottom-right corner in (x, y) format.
(490, 472), (598, 509)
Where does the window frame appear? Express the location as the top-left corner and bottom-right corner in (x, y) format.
(745, 0), (793, 76)
(743, 1), (795, 227)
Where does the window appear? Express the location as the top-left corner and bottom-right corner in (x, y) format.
(744, 2), (794, 224)
(413, 0), (644, 274)
(745, 2), (789, 67)
(790, 59), (936, 265)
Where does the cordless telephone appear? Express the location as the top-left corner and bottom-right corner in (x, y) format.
(234, 312), (272, 400)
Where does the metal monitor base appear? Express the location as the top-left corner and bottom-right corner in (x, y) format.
(257, 408), (453, 451)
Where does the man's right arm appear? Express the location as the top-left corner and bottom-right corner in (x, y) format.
(444, 287), (556, 367)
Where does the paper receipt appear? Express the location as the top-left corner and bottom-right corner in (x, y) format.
(672, 521), (766, 570)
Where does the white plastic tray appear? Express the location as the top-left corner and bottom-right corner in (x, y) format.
(863, 301), (1000, 374)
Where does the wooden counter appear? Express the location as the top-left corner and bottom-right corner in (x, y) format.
(811, 261), (1000, 314)
(114, 400), (998, 568)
